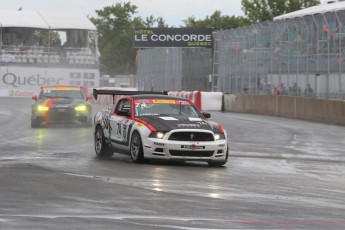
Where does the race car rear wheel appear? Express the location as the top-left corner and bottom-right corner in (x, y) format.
(208, 144), (229, 167)
(94, 126), (114, 159)
(130, 131), (144, 163)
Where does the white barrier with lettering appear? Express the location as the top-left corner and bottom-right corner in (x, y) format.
(0, 66), (99, 97)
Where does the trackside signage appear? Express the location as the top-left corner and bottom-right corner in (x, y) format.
(133, 28), (213, 48)
(0, 66), (99, 97)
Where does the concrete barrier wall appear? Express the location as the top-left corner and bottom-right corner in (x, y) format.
(224, 94), (345, 125)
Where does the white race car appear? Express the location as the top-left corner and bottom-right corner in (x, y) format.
(93, 89), (228, 166)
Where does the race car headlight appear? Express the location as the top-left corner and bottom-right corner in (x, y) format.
(37, 105), (49, 111)
(75, 105), (87, 111)
(214, 133), (226, 140)
(149, 131), (166, 139)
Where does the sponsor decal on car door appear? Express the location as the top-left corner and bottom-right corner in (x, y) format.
(110, 115), (123, 144)
(110, 116), (134, 146)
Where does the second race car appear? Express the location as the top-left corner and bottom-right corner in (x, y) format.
(31, 85), (92, 127)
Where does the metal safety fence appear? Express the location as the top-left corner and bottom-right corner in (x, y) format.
(137, 9), (345, 100)
(136, 48), (212, 92)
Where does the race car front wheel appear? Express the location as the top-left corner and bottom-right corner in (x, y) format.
(208, 144), (229, 167)
(31, 119), (39, 128)
(130, 131), (144, 163)
(94, 126), (114, 159)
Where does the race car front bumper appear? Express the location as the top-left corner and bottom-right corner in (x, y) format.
(32, 107), (91, 125)
(143, 130), (228, 162)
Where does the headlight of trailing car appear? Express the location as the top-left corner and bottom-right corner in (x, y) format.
(37, 105), (49, 111)
(75, 105), (87, 111)
(214, 133), (226, 140)
(149, 131), (166, 139)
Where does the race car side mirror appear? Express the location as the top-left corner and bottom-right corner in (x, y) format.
(32, 95), (38, 101)
(202, 112), (211, 118)
(85, 95), (92, 100)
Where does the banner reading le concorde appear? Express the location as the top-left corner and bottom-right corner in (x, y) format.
(133, 28), (213, 48)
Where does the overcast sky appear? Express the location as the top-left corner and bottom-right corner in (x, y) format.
(1, 0), (245, 27)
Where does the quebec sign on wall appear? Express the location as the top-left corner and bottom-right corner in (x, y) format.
(133, 28), (213, 48)
(0, 66), (99, 97)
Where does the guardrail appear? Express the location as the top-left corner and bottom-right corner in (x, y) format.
(168, 91), (345, 125)
(223, 94), (345, 126)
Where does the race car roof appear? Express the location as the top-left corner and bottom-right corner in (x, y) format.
(0, 10), (96, 30)
(41, 85), (81, 90)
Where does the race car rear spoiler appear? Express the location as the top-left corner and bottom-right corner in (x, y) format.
(93, 88), (168, 103)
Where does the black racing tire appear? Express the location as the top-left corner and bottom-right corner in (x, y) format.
(94, 126), (114, 159)
(31, 118), (39, 128)
(130, 131), (144, 163)
(208, 144), (229, 167)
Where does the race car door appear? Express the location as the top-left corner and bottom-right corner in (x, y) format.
(109, 98), (132, 148)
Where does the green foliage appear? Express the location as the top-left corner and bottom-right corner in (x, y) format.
(91, 2), (167, 75)
(33, 30), (60, 46)
(241, 0), (320, 23)
(182, 11), (251, 29)
(142, 15), (169, 28)
(90, 2), (137, 75)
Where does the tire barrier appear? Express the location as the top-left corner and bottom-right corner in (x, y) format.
(168, 91), (223, 111)
(168, 91), (202, 110)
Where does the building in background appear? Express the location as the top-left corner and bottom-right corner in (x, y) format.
(99, 75), (136, 88)
(0, 10), (100, 97)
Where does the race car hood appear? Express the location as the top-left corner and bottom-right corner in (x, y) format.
(38, 98), (87, 108)
(137, 115), (215, 132)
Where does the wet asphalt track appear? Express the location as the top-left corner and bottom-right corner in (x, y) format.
(1, 97), (345, 229)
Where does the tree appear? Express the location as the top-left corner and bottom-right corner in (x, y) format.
(142, 15), (168, 28)
(91, 2), (168, 75)
(90, 2), (138, 75)
(241, 0), (320, 23)
(183, 11), (251, 29)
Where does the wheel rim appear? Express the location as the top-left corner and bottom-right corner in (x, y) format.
(131, 133), (140, 160)
(95, 129), (103, 154)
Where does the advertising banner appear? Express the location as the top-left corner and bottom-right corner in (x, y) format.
(133, 28), (213, 48)
(0, 66), (99, 97)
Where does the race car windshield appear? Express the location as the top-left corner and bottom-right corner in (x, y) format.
(39, 89), (84, 100)
(134, 100), (201, 118)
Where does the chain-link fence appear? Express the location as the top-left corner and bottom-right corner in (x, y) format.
(137, 10), (345, 100)
(136, 47), (212, 91)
